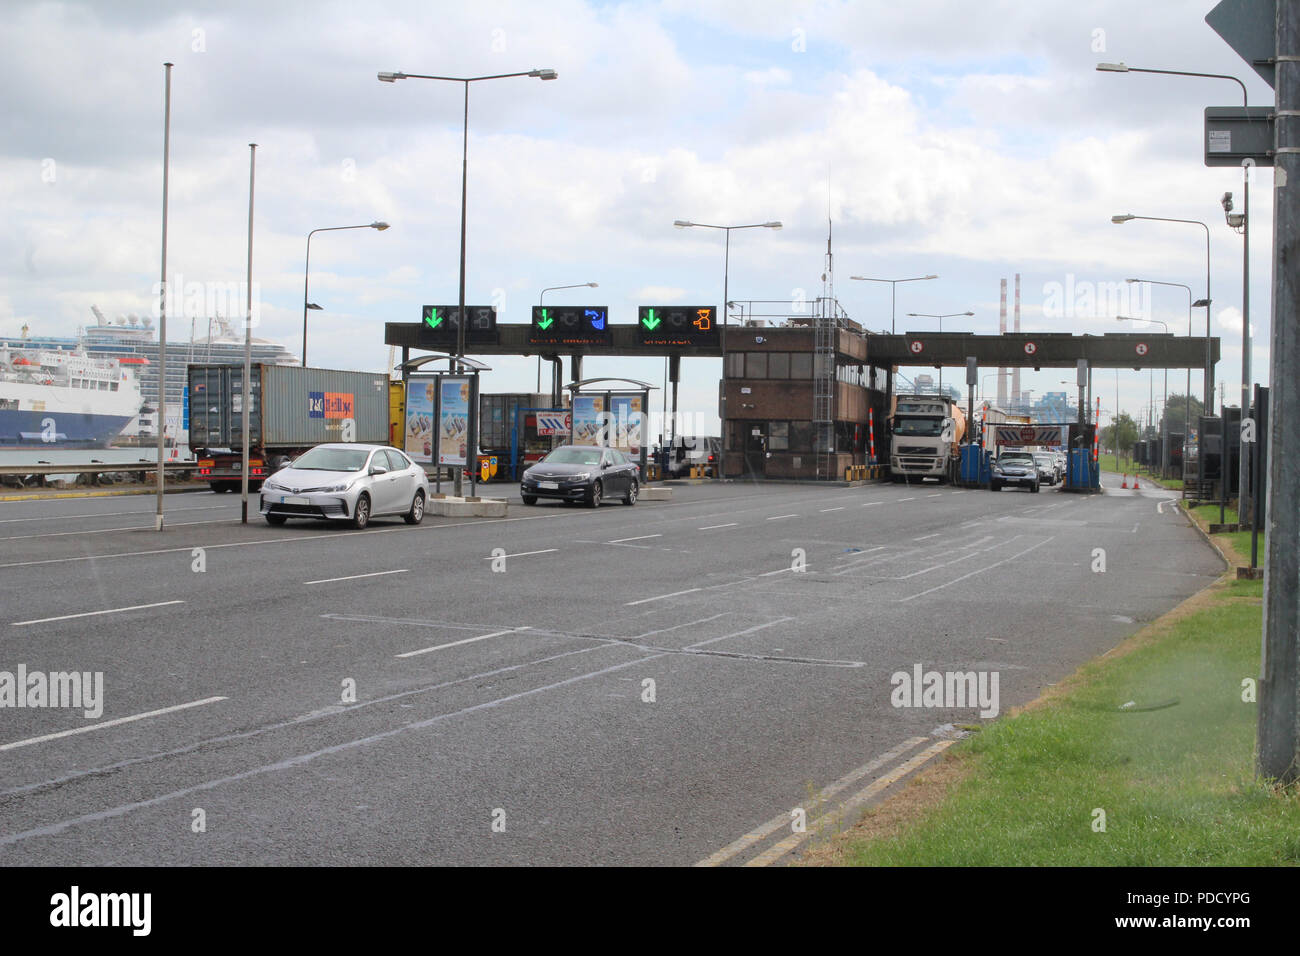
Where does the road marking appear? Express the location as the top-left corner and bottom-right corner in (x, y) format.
(609, 534), (662, 543)
(0, 696), (227, 753)
(304, 569), (408, 585)
(480, 548), (558, 559)
(913, 533), (940, 541)
(899, 537), (1055, 602)
(897, 497), (915, 502)
(926, 494), (942, 498)
(861, 502), (881, 507)
(952, 491), (967, 495)
(698, 523), (738, 530)
(767, 514), (799, 520)
(819, 507), (845, 513)
(744, 739), (955, 866)
(685, 617), (794, 649)
(695, 736), (929, 867)
(626, 588), (702, 606)
(11, 599), (185, 627)
(0, 504), (228, 524)
(396, 627), (531, 658)
(0, 518), (229, 541)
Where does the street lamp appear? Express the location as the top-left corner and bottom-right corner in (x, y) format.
(302, 221), (389, 366)
(1111, 214), (1212, 405)
(673, 218), (782, 478)
(379, 67), (556, 495)
(907, 311), (973, 392)
(536, 282), (598, 393)
(849, 274), (938, 333)
(1126, 278), (1203, 478)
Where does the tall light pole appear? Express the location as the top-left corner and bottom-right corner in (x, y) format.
(1118, 314), (1169, 474)
(907, 311), (973, 393)
(1111, 214), (1212, 406)
(849, 274), (938, 333)
(380, 67), (557, 494)
(673, 218), (782, 479)
(302, 221), (389, 367)
(155, 62), (172, 532)
(537, 282), (598, 392)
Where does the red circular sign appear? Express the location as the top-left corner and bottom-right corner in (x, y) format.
(1024, 341), (1037, 355)
(1020, 425), (1036, 443)
(909, 340), (924, 354)
(1135, 342), (1149, 356)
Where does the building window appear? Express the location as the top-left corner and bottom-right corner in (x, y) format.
(790, 353), (812, 378)
(746, 352), (768, 378)
(726, 352), (744, 378)
(768, 421), (789, 450)
(768, 352), (789, 379)
(788, 420), (814, 452)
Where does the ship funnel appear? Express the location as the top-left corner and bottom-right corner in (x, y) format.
(143, 317), (153, 329)
(91, 305), (108, 326)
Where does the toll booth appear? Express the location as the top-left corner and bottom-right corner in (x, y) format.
(1198, 415), (1222, 500)
(1223, 406), (1241, 497)
(1062, 422), (1099, 492)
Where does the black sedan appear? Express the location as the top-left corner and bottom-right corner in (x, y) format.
(521, 444), (640, 507)
(989, 451), (1040, 492)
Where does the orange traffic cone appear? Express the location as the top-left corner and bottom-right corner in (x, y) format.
(1121, 474), (1129, 489)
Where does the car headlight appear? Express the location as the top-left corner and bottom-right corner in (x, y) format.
(263, 479), (285, 491)
(317, 481), (355, 493)
(569, 472), (591, 481)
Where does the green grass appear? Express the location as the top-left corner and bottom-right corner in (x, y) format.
(837, 564), (1294, 865)
(1190, 504), (1264, 561)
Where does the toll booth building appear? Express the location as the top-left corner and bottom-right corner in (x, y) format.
(722, 309), (887, 480)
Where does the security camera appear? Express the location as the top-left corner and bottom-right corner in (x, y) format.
(1227, 212), (1246, 229)
(1221, 192), (1234, 213)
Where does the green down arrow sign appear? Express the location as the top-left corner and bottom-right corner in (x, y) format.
(641, 309), (661, 331)
(537, 309), (554, 330)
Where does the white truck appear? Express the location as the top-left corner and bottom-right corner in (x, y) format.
(889, 394), (967, 484)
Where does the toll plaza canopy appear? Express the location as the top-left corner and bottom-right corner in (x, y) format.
(385, 323), (1220, 370)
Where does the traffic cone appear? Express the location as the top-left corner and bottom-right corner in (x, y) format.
(1121, 474), (1128, 489)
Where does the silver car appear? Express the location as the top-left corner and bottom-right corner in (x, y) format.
(259, 443), (429, 529)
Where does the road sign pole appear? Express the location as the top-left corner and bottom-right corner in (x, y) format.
(1259, 0), (1300, 784)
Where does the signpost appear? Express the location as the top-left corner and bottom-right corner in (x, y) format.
(637, 306), (717, 346)
(419, 305), (498, 348)
(530, 305), (609, 346)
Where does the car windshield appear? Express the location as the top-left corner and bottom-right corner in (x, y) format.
(894, 418), (944, 437)
(290, 446), (371, 472)
(543, 447), (602, 466)
(1001, 453), (1033, 464)
(1032, 454), (1053, 465)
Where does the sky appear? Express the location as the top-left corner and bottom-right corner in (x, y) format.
(0, 0), (1278, 434)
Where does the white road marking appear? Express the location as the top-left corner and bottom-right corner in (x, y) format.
(899, 537), (1055, 602)
(608, 534), (662, 543)
(685, 617), (795, 649)
(926, 493), (942, 498)
(913, 533), (940, 541)
(698, 523), (738, 530)
(0, 696), (227, 753)
(304, 569), (408, 585)
(396, 627), (531, 658)
(861, 502), (881, 507)
(626, 588), (702, 606)
(0, 518), (229, 541)
(897, 497), (915, 502)
(12, 600), (185, 627)
(695, 736), (929, 867)
(480, 548), (558, 559)
(819, 507), (845, 513)
(767, 514), (799, 520)
(0, 504), (228, 524)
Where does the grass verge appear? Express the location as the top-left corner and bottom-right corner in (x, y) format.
(804, 505), (1294, 866)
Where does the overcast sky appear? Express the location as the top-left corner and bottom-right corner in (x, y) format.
(1, 0), (1277, 431)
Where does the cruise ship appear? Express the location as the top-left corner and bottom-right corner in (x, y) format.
(6, 307), (299, 446)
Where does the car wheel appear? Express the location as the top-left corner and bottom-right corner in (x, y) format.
(1031, 481), (1040, 493)
(623, 479), (638, 505)
(522, 494), (537, 505)
(352, 492), (371, 529)
(404, 491), (425, 525)
(587, 480), (602, 508)
(265, 514), (287, 526)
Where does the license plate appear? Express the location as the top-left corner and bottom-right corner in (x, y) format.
(282, 495), (310, 505)
(538, 481), (559, 490)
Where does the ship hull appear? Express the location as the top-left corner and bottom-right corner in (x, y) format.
(0, 408), (135, 448)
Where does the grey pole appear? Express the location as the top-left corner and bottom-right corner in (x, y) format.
(240, 144), (256, 525)
(721, 227), (730, 479)
(1240, 168), (1252, 517)
(155, 62), (172, 531)
(1258, 0), (1300, 785)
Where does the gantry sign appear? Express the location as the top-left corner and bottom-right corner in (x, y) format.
(873, 332), (1219, 370)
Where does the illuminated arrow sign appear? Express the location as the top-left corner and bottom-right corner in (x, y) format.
(418, 305), (498, 345)
(423, 306), (445, 330)
(637, 306), (718, 345)
(529, 306), (609, 345)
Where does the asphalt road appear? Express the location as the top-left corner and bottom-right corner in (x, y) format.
(0, 474), (1222, 865)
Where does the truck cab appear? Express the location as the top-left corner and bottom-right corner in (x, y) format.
(890, 395), (965, 483)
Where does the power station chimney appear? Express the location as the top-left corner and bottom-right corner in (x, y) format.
(1012, 273), (1022, 412)
(998, 278), (1008, 407)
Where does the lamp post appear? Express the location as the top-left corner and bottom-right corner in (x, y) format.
(302, 221), (389, 366)
(906, 311), (973, 393)
(849, 274), (938, 333)
(1111, 214), (1212, 406)
(380, 67), (557, 494)
(673, 219), (782, 479)
(536, 282), (598, 392)
(1118, 314), (1169, 475)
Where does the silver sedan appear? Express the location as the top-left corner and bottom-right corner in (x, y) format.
(259, 443), (429, 529)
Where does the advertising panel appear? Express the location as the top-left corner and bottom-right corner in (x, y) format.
(404, 376), (437, 464)
(438, 377), (471, 466)
(572, 394), (605, 446)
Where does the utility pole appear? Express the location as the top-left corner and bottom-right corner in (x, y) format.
(1259, 0), (1300, 785)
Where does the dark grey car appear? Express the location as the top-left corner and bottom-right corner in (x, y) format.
(521, 444), (639, 507)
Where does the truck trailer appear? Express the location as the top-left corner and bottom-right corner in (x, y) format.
(889, 394), (967, 484)
(188, 364), (391, 492)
